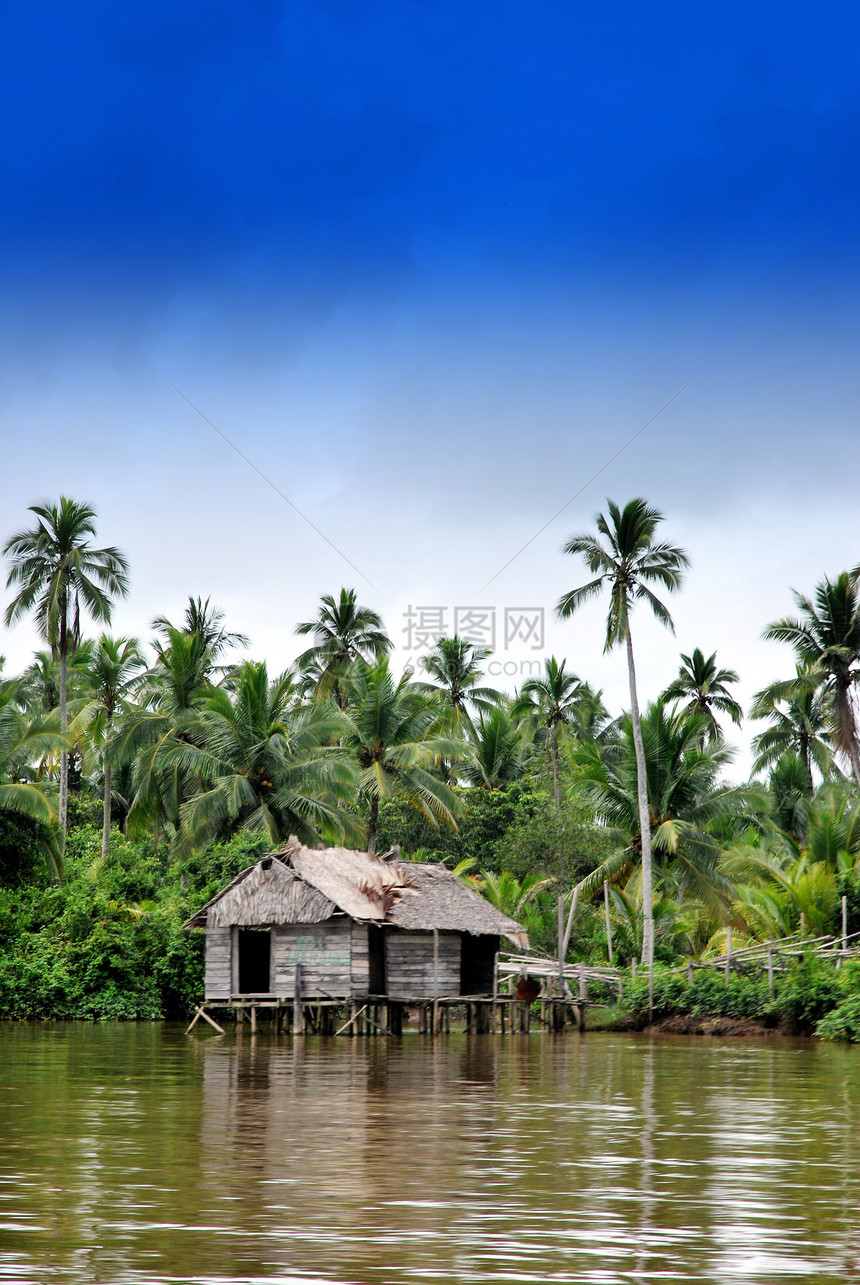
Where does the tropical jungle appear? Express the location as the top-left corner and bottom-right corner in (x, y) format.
(2, 494), (860, 1040)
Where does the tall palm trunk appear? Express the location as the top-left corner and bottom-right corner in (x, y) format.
(101, 706), (113, 861)
(101, 758), (112, 860)
(625, 626), (653, 971)
(367, 793), (379, 853)
(835, 677), (860, 785)
(552, 726), (560, 807)
(58, 611), (68, 839)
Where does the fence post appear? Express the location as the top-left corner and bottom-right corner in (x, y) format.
(725, 926), (732, 980)
(767, 946), (774, 996)
(557, 893), (566, 996)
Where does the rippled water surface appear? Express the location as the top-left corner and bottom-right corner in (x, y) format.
(2, 1025), (860, 1283)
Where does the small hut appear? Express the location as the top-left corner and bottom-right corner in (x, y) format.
(184, 838), (525, 1004)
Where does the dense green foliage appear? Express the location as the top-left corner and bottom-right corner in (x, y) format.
(0, 828), (266, 1020)
(1, 494), (860, 1028)
(621, 956), (860, 1037)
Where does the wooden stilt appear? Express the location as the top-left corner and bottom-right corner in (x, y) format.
(185, 1005), (225, 1036)
(293, 964), (303, 1035)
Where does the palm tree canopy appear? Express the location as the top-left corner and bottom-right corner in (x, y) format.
(162, 660), (357, 851)
(83, 636), (146, 740)
(296, 588), (391, 702)
(573, 702), (746, 909)
(339, 657), (463, 843)
(153, 597), (248, 666)
(556, 498), (689, 651)
(417, 636), (501, 721)
(462, 706), (529, 790)
(764, 572), (860, 777)
(4, 497), (129, 649)
(662, 647), (743, 736)
(750, 669), (834, 781)
(516, 656), (587, 732)
(0, 678), (65, 875)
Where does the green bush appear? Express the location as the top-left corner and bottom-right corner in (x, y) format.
(773, 957), (842, 1030)
(817, 994), (860, 1041)
(0, 824), (272, 1021)
(621, 956), (853, 1032)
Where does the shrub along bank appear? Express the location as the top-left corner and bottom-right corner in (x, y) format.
(0, 826), (268, 1020)
(617, 957), (860, 1040)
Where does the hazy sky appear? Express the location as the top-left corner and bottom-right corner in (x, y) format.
(2, 1), (859, 775)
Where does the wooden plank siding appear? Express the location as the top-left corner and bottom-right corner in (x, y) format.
(204, 927), (233, 999)
(271, 918), (353, 998)
(351, 922), (370, 994)
(385, 930), (461, 999)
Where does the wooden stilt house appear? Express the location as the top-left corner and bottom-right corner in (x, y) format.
(184, 838), (525, 1004)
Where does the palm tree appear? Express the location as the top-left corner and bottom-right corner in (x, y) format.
(417, 636), (501, 728)
(163, 661), (357, 851)
(767, 753), (813, 844)
(662, 648), (742, 742)
(462, 706), (529, 790)
(750, 670), (833, 785)
(516, 656), (588, 804)
(3, 498), (129, 837)
(556, 497), (688, 969)
(765, 573), (860, 783)
(296, 588), (391, 706)
(574, 702), (742, 915)
(82, 636), (146, 860)
(339, 657), (463, 852)
(0, 677), (65, 877)
(152, 596), (248, 676)
(114, 627), (214, 841)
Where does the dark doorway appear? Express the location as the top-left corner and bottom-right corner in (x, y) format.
(238, 929), (271, 994)
(460, 933), (499, 996)
(368, 926), (386, 995)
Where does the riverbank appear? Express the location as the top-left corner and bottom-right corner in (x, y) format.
(584, 962), (860, 1041)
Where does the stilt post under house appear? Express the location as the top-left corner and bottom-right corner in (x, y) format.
(432, 927), (439, 1036)
(293, 963), (303, 1035)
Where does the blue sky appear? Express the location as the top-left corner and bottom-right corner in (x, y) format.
(2, 0), (859, 771)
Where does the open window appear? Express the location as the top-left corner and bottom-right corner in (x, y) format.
(237, 928), (271, 994)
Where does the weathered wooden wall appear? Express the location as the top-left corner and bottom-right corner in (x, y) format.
(204, 921), (471, 1001)
(385, 930), (461, 998)
(271, 918), (353, 997)
(204, 927), (232, 999)
(351, 922), (370, 994)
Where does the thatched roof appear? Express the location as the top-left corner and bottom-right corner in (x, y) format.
(184, 838), (523, 939)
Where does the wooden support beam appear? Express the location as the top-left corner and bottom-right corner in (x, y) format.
(185, 1006), (225, 1036)
(293, 963), (303, 1035)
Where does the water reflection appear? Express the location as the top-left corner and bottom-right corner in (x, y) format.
(1, 1025), (859, 1283)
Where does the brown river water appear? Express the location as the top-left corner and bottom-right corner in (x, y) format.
(1, 1023), (860, 1284)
